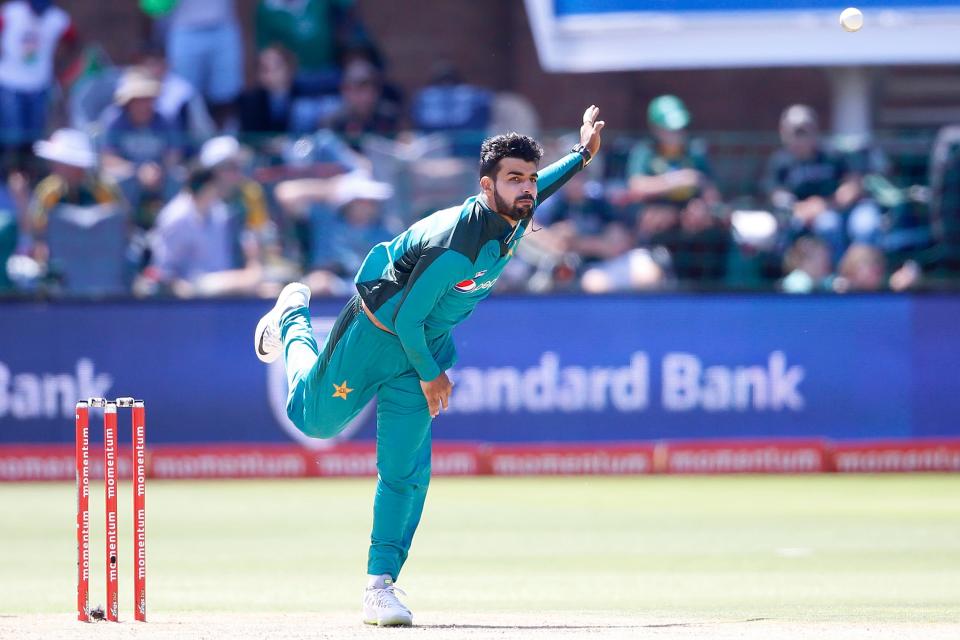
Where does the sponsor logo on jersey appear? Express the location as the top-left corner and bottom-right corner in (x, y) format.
(455, 277), (498, 293)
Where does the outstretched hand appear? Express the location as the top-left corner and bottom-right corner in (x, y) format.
(580, 105), (605, 158)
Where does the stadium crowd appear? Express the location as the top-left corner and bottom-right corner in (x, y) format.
(0, 0), (957, 299)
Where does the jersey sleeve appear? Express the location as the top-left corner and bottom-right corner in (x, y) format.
(392, 247), (473, 381)
(535, 151), (584, 206)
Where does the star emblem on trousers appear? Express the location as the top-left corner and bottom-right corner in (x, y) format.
(332, 380), (353, 400)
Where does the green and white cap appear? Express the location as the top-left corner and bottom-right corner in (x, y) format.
(647, 95), (690, 131)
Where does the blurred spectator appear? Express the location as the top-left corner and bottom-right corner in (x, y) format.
(198, 135), (274, 271)
(626, 95), (728, 283)
(29, 128), (129, 294)
(165, 0), (242, 126)
(275, 171), (392, 295)
(0, 0), (79, 163)
(322, 59), (401, 150)
(929, 125), (960, 272)
(0, 174), (17, 292)
(834, 243), (886, 292)
(99, 68), (182, 229)
(533, 172), (632, 280)
(137, 42), (215, 143)
(780, 235), (833, 294)
(657, 197), (732, 283)
(627, 95), (720, 216)
(833, 243), (921, 293)
(236, 46), (300, 139)
(764, 104), (882, 260)
(411, 61), (491, 153)
(256, 0), (370, 96)
(143, 165), (261, 298)
(580, 247), (674, 293)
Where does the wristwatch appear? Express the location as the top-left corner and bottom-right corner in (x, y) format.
(572, 143), (593, 167)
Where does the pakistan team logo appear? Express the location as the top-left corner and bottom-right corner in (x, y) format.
(266, 316), (375, 448)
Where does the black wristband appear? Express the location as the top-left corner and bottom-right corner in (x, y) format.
(572, 143), (592, 167)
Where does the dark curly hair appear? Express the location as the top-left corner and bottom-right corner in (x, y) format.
(479, 133), (543, 178)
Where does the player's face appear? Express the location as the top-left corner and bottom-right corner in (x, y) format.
(492, 157), (538, 221)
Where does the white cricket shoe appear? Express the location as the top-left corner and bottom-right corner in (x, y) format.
(363, 581), (413, 627)
(253, 282), (311, 363)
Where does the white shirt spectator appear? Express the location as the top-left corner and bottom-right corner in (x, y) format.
(0, 1), (73, 92)
(151, 192), (234, 284)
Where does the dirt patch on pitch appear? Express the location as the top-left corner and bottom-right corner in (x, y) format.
(2, 613), (958, 640)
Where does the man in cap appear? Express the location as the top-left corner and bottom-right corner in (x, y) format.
(626, 95), (727, 282)
(626, 95), (719, 225)
(199, 135), (274, 272)
(100, 68), (183, 228)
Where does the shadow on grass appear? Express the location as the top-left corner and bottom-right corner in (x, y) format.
(420, 617), (771, 630)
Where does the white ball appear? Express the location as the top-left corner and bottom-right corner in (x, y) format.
(840, 7), (864, 32)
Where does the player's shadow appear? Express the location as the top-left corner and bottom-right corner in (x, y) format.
(421, 618), (770, 630)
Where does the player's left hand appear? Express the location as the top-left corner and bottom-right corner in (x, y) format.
(580, 105), (605, 158)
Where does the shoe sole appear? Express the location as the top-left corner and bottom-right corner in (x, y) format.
(363, 618), (413, 627)
(253, 308), (281, 364)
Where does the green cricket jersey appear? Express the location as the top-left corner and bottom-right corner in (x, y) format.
(355, 151), (585, 381)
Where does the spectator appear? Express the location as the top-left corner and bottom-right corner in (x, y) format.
(236, 46), (300, 139)
(275, 171), (392, 295)
(165, 0), (242, 126)
(780, 235), (833, 293)
(580, 247), (675, 293)
(533, 172), (631, 272)
(626, 95), (719, 220)
(764, 104), (882, 259)
(0, 175), (17, 292)
(658, 197), (732, 283)
(0, 0), (79, 163)
(626, 95), (728, 283)
(834, 243), (886, 292)
(322, 59), (401, 150)
(29, 128), (127, 291)
(198, 135), (274, 270)
(410, 61), (491, 154)
(256, 0), (369, 96)
(99, 68), (182, 229)
(833, 243), (921, 293)
(137, 42), (215, 143)
(143, 165), (261, 298)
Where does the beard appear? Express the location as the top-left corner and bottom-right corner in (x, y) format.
(493, 187), (535, 221)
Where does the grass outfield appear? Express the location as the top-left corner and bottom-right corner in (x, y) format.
(1, 475), (958, 638)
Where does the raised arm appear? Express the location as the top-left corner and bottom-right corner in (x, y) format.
(536, 105), (605, 206)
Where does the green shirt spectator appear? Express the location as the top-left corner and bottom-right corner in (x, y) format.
(626, 138), (713, 206)
(256, 0), (353, 74)
(626, 95), (718, 207)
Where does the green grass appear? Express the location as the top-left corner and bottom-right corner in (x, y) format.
(2, 475), (959, 622)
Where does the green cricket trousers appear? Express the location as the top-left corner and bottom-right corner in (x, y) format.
(280, 295), (455, 579)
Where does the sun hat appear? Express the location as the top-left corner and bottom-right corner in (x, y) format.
(115, 68), (161, 105)
(199, 136), (241, 169)
(33, 128), (98, 169)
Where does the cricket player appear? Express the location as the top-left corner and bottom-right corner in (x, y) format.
(254, 106), (605, 626)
